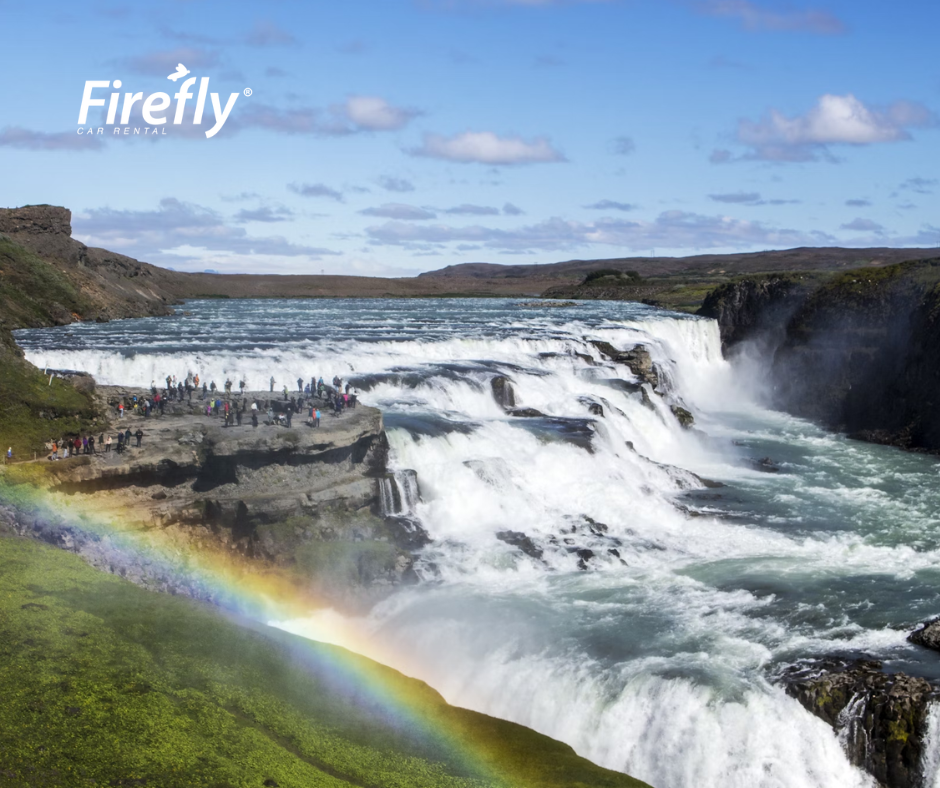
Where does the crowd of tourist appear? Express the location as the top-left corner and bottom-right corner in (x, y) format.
(43, 372), (359, 462)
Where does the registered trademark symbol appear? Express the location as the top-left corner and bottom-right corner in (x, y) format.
(244, 88), (252, 97)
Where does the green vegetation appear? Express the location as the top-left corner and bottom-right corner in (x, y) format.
(0, 342), (101, 460)
(0, 236), (94, 328)
(0, 235), (104, 458)
(581, 269), (641, 286)
(0, 534), (649, 788)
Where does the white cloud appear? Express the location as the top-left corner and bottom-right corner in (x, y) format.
(585, 200), (636, 212)
(733, 94), (937, 161)
(365, 210), (833, 253)
(74, 198), (338, 268)
(410, 131), (565, 165)
(342, 96), (421, 131)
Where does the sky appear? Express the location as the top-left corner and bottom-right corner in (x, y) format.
(1, 0), (938, 276)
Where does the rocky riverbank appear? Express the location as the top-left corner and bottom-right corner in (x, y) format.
(0, 385), (427, 612)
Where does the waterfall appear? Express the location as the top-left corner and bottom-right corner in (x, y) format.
(21, 298), (936, 788)
(378, 469), (420, 517)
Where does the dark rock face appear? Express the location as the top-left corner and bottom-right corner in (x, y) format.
(491, 376), (516, 409)
(909, 618), (940, 652)
(700, 261), (940, 452)
(508, 407), (545, 418)
(780, 658), (939, 788)
(670, 405), (694, 428)
(591, 341), (660, 388)
(496, 530), (543, 560)
(698, 275), (808, 350)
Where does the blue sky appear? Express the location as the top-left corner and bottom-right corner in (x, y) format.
(1, 0), (938, 275)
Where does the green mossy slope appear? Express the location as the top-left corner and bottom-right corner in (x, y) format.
(0, 535), (650, 788)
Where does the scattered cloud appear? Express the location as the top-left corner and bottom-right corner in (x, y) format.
(584, 200), (637, 212)
(611, 136), (636, 156)
(899, 177), (937, 194)
(235, 95), (420, 136)
(841, 217), (884, 233)
(119, 47), (220, 76)
(710, 191), (762, 204)
(378, 176), (416, 193)
(233, 206), (293, 223)
(710, 149), (733, 164)
(221, 192), (261, 202)
(265, 66), (289, 78)
(74, 197), (337, 268)
(343, 96), (421, 131)
(288, 182), (344, 201)
(730, 94), (937, 162)
(696, 1), (846, 35)
(365, 210), (834, 253)
(245, 20), (299, 48)
(845, 198), (871, 207)
(709, 191), (800, 205)
(502, 202), (525, 215)
(0, 126), (105, 152)
(360, 203), (437, 220)
(410, 131), (565, 165)
(444, 204), (501, 216)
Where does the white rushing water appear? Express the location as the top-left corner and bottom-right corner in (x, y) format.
(16, 298), (940, 788)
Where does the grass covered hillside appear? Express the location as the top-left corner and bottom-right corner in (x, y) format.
(0, 533), (650, 788)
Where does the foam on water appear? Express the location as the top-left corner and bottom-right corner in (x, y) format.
(16, 298), (940, 788)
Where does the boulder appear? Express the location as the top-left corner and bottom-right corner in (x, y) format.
(508, 407), (545, 418)
(908, 617), (940, 652)
(590, 341), (659, 387)
(670, 405), (694, 428)
(496, 530), (543, 560)
(779, 657), (939, 788)
(491, 376), (516, 409)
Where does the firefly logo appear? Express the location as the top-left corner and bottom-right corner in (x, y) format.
(77, 66), (242, 139)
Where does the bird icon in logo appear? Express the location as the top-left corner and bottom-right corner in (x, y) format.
(167, 64), (191, 82)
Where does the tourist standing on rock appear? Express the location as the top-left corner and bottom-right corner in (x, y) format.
(286, 404), (293, 427)
(116, 432), (124, 454)
(239, 379), (246, 396)
(282, 385), (289, 401)
(89, 435), (96, 454)
(269, 376), (275, 392)
(236, 408), (242, 426)
(118, 402), (124, 419)
(124, 428), (132, 448)
(105, 435), (111, 453)
(297, 377), (304, 393)
(135, 429), (143, 448)
(251, 411), (258, 428)
(314, 408), (321, 428)
(202, 382), (208, 400)
(5, 447), (11, 461)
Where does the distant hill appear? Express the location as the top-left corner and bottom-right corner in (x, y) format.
(418, 247), (938, 281)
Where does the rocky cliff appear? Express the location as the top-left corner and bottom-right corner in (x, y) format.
(699, 260), (940, 451)
(1, 389), (421, 611)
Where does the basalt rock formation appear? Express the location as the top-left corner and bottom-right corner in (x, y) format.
(780, 658), (939, 788)
(3, 387), (420, 611)
(909, 618), (940, 653)
(699, 260), (940, 452)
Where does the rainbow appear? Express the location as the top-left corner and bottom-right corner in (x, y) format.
(0, 476), (513, 784)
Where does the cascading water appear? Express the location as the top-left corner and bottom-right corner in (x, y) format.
(15, 297), (940, 788)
